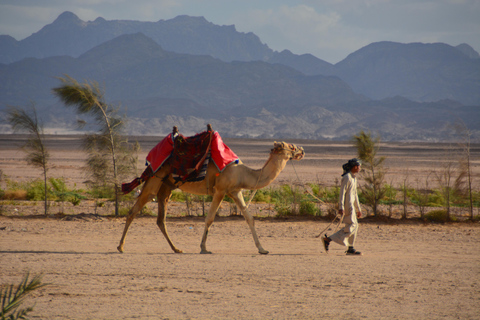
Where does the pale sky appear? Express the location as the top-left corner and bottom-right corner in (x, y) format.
(0, 0), (479, 64)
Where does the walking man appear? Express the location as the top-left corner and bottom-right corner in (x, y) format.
(322, 158), (363, 255)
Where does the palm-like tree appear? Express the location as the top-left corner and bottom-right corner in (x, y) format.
(52, 75), (132, 216)
(7, 105), (50, 215)
(0, 272), (46, 320)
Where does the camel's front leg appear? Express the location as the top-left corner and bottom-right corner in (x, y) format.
(230, 190), (269, 254)
(200, 191), (225, 254)
(117, 177), (161, 253)
(156, 184), (183, 253)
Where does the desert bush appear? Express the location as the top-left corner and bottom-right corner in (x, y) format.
(26, 179), (45, 201)
(49, 178), (86, 205)
(299, 200), (321, 216)
(274, 203), (292, 217)
(472, 191), (480, 207)
(169, 191), (185, 202)
(140, 205), (156, 216)
(2, 190), (28, 200)
(118, 207), (132, 217)
(271, 184), (322, 217)
(250, 188), (272, 203)
(311, 184), (339, 203)
(87, 184), (116, 199)
(380, 184), (401, 205)
(2, 179), (44, 201)
(425, 209), (457, 222)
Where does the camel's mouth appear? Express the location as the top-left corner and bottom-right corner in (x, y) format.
(290, 144), (305, 160)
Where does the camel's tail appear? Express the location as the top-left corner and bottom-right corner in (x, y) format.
(121, 166), (153, 194)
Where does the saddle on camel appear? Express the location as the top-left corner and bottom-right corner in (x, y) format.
(118, 124), (305, 255)
(122, 124), (238, 194)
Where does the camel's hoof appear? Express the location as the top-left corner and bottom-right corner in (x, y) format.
(173, 249), (183, 254)
(259, 249), (269, 255)
(200, 250), (212, 254)
(117, 246), (124, 253)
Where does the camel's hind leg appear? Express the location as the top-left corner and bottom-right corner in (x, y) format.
(117, 176), (162, 253)
(229, 190), (269, 254)
(156, 184), (183, 253)
(200, 191), (225, 254)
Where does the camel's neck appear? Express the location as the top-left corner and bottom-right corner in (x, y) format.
(251, 153), (289, 189)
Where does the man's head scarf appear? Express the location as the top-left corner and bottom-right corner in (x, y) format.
(342, 158), (361, 176)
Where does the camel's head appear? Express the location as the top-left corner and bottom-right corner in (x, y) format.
(272, 142), (305, 160)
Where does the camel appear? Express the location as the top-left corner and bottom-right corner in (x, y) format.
(117, 141), (305, 254)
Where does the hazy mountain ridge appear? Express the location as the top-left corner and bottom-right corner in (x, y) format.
(333, 41), (480, 105)
(1, 11), (479, 106)
(0, 11), (274, 64)
(0, 12), (478, 141)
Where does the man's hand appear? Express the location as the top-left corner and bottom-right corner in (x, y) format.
(338, 209), (344, 216)
(357, 211), (362, 218)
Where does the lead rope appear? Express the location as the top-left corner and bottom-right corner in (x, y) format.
(289, 161), (344, 238)
(245, 161), (266, 209)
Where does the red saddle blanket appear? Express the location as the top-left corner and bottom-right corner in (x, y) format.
(146, 131), (238, 174)
(122, 130), (239, 194)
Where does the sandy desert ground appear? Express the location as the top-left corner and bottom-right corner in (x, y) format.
(1, 134), (480, 319)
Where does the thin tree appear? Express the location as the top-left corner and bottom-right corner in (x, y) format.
(434, 142), (461, 221)
(7, 105), (50, 215)
(414, 172), (433, 220)
(401, 169), (410, 219)
(434, 157), (456, 221)
(454, 121), (475, 220)
(353, 130), (387, 216)
(52, 75), (131, 216)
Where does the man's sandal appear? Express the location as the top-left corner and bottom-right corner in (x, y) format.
(321, 234), (330, 253)
(346, 248), (362, 255)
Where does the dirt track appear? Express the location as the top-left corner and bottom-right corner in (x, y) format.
(1, 216), (479, 319)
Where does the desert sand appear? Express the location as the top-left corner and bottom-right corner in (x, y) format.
(1, 134), (479, 319)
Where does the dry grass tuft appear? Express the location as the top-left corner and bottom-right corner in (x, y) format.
(2, 190), (28, 200)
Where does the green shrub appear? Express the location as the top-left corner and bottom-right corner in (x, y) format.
(88, 184), (115, 199)
(380, 184), (401, 205)
(170, 190), (185, 202)
(311, 184), (339, 203)
(49, 178), (86, 205)
(274, 203), (292, 217)
(299, 200), (321, 216)
(249, 189), (272, 203)
(473, 191), (480, 207)
(118, 207), (131, 217)
(26, 180), (45, 201)
(140, 205), (156, 216)
(425, 209), (457, 222)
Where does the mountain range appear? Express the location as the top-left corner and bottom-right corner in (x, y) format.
(0, 11), (479, 141)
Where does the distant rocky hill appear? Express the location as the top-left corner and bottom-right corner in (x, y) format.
(1, 11), (479, 106)
(0, 11), (274, 63)
(0, 12), (478, 141)
(1, 32), (477, 141)
(332, 41), (480, 106)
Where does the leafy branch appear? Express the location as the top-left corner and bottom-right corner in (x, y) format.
(1, 273), (47, 320)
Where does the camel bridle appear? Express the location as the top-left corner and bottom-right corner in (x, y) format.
(272, 142), (305, 160)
